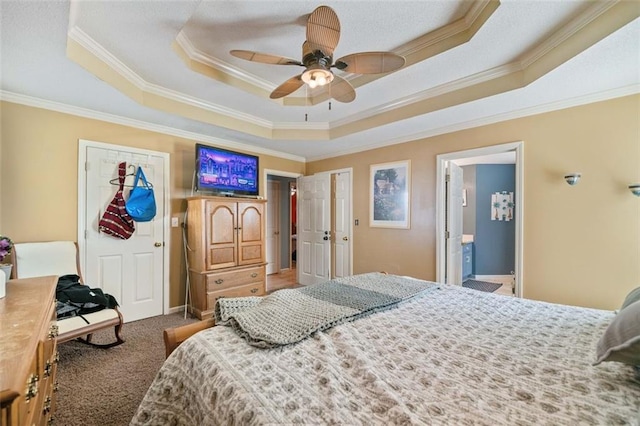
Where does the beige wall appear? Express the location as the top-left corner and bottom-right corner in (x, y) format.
(308, 94), (640, 310)
(2, 96), (638, 311)
(0, 101), (305, 308)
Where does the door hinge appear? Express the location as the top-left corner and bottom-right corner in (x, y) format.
(445, 174), (450, 182)
(445, 231), (450, 239)
(84, 230), (87, 239)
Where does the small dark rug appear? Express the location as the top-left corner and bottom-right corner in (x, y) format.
(462, 279), (502, 293)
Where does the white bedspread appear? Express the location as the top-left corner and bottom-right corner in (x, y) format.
(132, 275), (640, 425)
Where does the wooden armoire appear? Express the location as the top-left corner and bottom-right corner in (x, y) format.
(186, 196), (266, 319)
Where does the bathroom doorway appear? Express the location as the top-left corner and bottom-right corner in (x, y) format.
(436, 142), (524, 297)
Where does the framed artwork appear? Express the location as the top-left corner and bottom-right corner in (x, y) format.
(370, 160), (411, 228)
(491, 191), (514, 221)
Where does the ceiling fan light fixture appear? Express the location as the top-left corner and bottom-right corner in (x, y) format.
(301, 67), (333, 89)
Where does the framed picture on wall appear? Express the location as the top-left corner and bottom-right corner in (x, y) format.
(370, 160), (411, 229)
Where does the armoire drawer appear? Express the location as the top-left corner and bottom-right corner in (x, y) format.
(205, 266), (264, 292)
(207, 282), (265, 308)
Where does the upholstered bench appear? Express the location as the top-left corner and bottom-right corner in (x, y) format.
(12, 241), (124, 348)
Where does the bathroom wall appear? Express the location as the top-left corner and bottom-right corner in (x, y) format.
(475, 164), (516, 275)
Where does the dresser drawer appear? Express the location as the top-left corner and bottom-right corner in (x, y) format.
(205, 266), (264, 292)
(207, 282), (265, 308)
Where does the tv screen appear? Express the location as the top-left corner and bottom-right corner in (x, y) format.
(195, 144), (259, 197)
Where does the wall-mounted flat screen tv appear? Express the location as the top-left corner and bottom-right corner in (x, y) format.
(195, 144), (259, 197)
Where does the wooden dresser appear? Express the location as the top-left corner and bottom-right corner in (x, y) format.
(1, 276), (59, 426)
(186, 196), (267, 319)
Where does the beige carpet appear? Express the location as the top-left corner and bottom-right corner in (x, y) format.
(55, 312), (198, 426)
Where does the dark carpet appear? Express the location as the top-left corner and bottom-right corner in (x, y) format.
(55, 312), (198, 426)
(462, 279), (503, 293)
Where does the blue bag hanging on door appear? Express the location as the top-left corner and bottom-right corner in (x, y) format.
(125, 166), (156, 222)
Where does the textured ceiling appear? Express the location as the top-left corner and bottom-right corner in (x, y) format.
(1, 1), (638, 161)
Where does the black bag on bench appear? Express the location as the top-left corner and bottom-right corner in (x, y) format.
(56, 274), (119, 319)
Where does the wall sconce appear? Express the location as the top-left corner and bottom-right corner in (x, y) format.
(629, 184), (640, 197)
(564, 173), (581, 186)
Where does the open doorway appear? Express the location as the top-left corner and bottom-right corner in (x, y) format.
(264, 170), (302, 292)
(436, 142), (523, 298)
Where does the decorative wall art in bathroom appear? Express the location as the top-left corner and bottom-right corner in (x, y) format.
(491, 191), (514, 221)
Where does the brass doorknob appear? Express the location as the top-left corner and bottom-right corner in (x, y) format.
(343, 236), (349, 241)
(154, 242), (162, 247)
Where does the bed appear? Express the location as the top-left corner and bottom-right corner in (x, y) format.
(131, 273), (640, 425)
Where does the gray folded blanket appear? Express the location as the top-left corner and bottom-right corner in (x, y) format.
(214, 272), (439, 348)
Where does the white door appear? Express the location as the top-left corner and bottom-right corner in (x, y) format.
(333, 172), (351, 278)
(298, 174), (331, 285)
(446, 162), (464, 285)
(83, 145), (166, 323)
(266, 180), (280, 275)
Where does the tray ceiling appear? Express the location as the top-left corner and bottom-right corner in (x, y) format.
(1, 0), (638, 161)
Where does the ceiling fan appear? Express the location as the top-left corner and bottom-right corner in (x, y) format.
(230, 5), (405, 103)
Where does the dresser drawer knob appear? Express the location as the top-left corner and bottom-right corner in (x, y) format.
(48, 416), (56, 425)
(53, 381), (59, 392)
(250, 288), (258, 294)
(44, 360), (53, 378)
(251, 273), (258, 278)
(43, 396), (52, 413)
(214, 278), (224, 285)
(48, 324), (59, 339)
(25, 374), (39, 402)
(54, 351), (60, 363)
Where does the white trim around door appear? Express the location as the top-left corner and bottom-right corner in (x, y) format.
(435, 141), (524, 298)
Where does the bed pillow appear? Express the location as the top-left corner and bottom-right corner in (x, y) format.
(620, 287), (640, 311)
(594, 300), (640, 366)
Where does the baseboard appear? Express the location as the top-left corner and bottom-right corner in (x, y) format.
(168, 305), (186, 315)
(474, 275), (513, 281)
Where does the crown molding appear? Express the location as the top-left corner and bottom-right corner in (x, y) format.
(331, 62), (522, 128)
(3, 85), (636, 164)
(68, 27), (148, 89)
(63, 1), (637, 144)
(273, 122), (330, 131)
(0, 90), (306, 163)
(520, 1), (617, 68)
(396, 0), (497, 58)
(68, 26), (274, 129)
(307, 84), (640, 162)
(175, 31), (275, 92)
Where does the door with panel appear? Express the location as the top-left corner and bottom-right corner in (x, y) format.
(265, 180), (280, 275)
(446, 162), (464, 285)
(237, 201), (265, 266)
(332, 172), (351, 278)
(298, 174), (331, 285)
(205, 200), (237, 270)
(83, 143), (166, 323)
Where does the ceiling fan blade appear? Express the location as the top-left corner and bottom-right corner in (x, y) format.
(328, 75), (355, 103)
(230, 50), (302, 66)
(306, 6), (340, 57)
(334, 52), (405, 74)
(270, 75), (304, 99)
